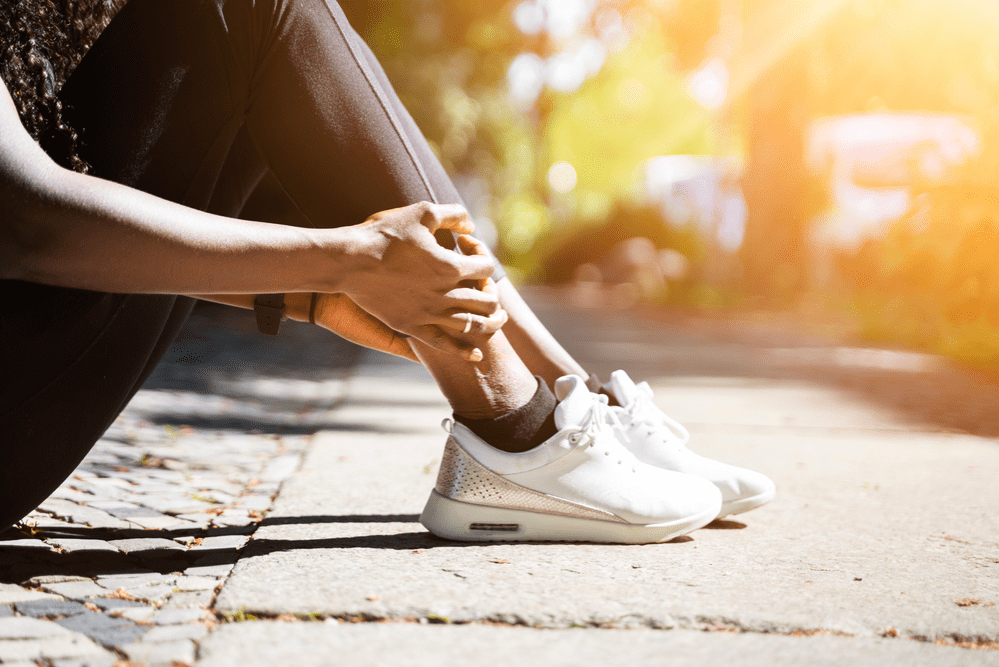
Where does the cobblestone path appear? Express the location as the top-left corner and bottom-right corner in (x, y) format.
(0, 305), (363, 666)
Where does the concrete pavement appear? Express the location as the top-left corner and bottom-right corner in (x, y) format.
(2, 289), (998, 665)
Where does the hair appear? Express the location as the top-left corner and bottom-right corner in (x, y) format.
(0, 0), (122, 172)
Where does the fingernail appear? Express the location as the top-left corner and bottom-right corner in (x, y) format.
(469, 348), (483, 362)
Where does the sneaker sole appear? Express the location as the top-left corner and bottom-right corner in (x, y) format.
(420, 490), (719, 544)
(718, 488), (776, 518)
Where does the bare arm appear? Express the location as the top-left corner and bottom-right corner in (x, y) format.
(0, 83), (349, 295)
(0, 81), (501, 358)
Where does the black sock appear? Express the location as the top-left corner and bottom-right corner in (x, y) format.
(585, 372), (620, 407)
(454, 377), (558, 453)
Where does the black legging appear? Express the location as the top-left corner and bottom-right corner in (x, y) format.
(0, 0), (502, 528)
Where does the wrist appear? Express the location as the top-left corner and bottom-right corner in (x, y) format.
(300, 226), (357, 294)
(327, 223), (382, 297)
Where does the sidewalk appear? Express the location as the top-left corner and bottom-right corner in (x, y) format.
(1, 289), (998, 666)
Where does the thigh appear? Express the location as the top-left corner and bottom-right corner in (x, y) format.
(0, 294), (192, 529)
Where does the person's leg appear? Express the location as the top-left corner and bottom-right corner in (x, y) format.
(1, 0), (547, 532)
(208, 0), (542, 422)
(118, 0), (725, 539)
(0, 292), (191, 528)
(346, 35), (589, 390)
(222, 2), (577, 421)
(0, 0), (256, 528)
(220, 0), (747, 529)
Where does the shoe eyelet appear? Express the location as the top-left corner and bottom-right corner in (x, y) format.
(569, 433), (583, 445)
(604, 451), (609, 456)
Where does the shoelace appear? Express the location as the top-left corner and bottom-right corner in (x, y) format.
(569, 393), (638, 471)
(622, 383), (690, 450)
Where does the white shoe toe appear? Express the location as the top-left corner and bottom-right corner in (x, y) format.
(717, 466), (776, 517)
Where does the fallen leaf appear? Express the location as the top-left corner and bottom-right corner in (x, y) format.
(956, 598), (989, 607)
(108, 588), (139, 601)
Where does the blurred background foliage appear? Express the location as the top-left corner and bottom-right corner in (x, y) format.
(338, 0), (999, 371)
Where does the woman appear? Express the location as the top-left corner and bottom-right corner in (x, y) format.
(1, 0), (772, 541)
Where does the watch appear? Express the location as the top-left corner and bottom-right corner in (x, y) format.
(253, 293), (285, 335)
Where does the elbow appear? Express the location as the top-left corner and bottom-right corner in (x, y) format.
(0, 189), (51, 282)
(0, 143), (74, 282)
(0, 245), (32, 282)
(0, 215), (29, 282)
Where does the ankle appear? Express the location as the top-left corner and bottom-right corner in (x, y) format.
(454, 377), (558, 453)
(585, 372), (621, 406)
(449, 372), (538, 421)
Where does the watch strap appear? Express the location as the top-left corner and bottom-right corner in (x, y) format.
(254, 293), (285, 336)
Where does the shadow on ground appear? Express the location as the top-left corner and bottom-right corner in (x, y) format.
(0, 516), (746, 583)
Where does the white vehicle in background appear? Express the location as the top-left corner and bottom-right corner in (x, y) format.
(806, 112), (980, 251)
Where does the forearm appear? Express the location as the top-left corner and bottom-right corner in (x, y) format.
(1, 81), (500, 360)
(193, 292), (314, 322)
(2, 164), (359, 295)
(0, 82), (357, 295)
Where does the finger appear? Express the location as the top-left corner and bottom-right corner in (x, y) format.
(480, 276), (498, 296)
(455, 235), (494, 288)
(455, 234), (489, 256)
(451, 252), (496, 283)
(443, 287), (500, 315)
(412, 324), (483, 362)
(435, 308), (508, 336)
(420, 203), (474, 235)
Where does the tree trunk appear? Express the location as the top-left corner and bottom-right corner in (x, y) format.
(739, 41), (810, 302)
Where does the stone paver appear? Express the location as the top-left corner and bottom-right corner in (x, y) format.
(41, 581), (110, 600)
(196, 622), (999, 667)
(107, 537), (187, 554)
(51, 656), (118, 667)
(87, 598), (145, 611)
(142, 622), (209, 642)
(13, 600), (89, 618)
(0, 617), (73, 639)
(0, 617), (114, 664)
(0, 307), (335, 662)
(0, 635), (112, 664)
(45, 539), (120, 553)
(120, 638), (197, 664)
(0, 584), (62, 605)
(151, 607), (208, 625)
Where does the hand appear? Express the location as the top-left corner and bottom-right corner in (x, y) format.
(314, 293), (419, 362)
(314, 287), (508, 362)
(339, 202), (505, 360)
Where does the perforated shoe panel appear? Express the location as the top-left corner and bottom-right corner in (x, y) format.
(435, 437), (626, 523)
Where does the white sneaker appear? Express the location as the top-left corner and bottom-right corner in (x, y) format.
(420, 375), (722, 544)
(607, 370), (776, 518)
